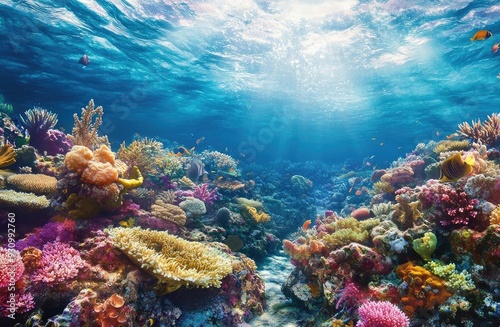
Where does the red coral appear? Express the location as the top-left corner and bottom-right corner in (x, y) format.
(419, 181), (484, 230)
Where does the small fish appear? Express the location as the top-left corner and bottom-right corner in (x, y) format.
(371, 137), (376, 141)
(145, 318), (154, 327)
(439, 153), (475, 182)
(380, 142), (384, 146)
(446, 133), (459, 140)
(470, 30), (492, 42)
(196, 136), (205, 145)
(435, 131), (440, 136)
(176, 146), (195, 156)
(493, 43), (500, 53)
(302, 219), (312, 231)
(78, 54), (90, 67)
(365, 161), (371, 166)
(355, 189), (362, 196)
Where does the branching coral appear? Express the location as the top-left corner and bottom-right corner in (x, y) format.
(419, 181), (483, 229)
(457, 113), (500, 146)
(31, 241), (85, 285)
(356, 300), (410, 327)
(68, 99), (110, 150)
(0, 248), (24, 288)
(117, 138), (163, 174)
(106, 227), (233, 293)
(241, 205), (270, 223)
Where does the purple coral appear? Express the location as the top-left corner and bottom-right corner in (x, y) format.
(31, 241), (85, 284)
(419, 181), (482, 228)
(44, 129), (73, 155)
(176, 183), (219, 206)
(16, 219), (76, 251)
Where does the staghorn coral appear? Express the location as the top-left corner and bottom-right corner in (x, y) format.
(31, 241), (85, 285)
(0, 143), (16, 168)
(117, 137), (163, 174)
(0, 189), (50, 209)
(150, 199), (187, 226)
(106, 227), (233, 293)
(7, 173), (57, 194)
(176, 183), (219, 206)
(457, 113), (500, 146)
(396, 261), (452, 316)
(68, 99), (110, 150)
(356, 300), (410, 327)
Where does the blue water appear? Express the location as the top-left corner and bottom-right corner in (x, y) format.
(1, 0), (500, 164)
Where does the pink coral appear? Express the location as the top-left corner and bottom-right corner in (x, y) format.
(0, 248), (24, 288)
(31, 241), (85, 284)
(356, 300), (410, 327)
(419, 181), (482, 229)
(176, 183), (219, 206)
(0, 291), (35, 317)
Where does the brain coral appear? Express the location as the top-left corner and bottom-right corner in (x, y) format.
(7, 174), (57, 194)
(64, 145), (118, 186)
(107, 227), (233, 293)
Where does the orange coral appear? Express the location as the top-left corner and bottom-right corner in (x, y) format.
(93, 293), (129, 327)
(396, 261), (451, 316)
(283, 238), (325, 262)
(64, 145), (93, 174)
(0, 144), (16, 168)
(65, 145), (119, 186)
(20, 246), (42, 273)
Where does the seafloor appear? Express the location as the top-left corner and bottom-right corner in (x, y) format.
(1, 99), (500, 327)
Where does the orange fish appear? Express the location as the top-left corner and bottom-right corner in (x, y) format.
(302, 219), (312, 231)
(470, 30), (492, 42)
(493, 43), (500, 53)
(355, 190), (362, 196)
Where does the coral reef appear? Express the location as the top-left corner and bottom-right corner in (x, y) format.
(356, 300), (410, 327)
(68, 99), (110, 150)
(107, 227), (233, 293)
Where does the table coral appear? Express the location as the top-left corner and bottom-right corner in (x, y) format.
(7, 173), (57, 194)
(395, 261), (452, 316)
(106, 227), (233, 293)
(0, 189), (50, 210)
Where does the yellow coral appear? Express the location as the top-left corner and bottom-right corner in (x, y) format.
(489, 205), (500, 225)
(0, 144), (16, 169)
(433, 140), (470, 154)
(7, 174), (57, 194)
(424, 261), (475, 291)
(320, 217), (380, 250)
(241, 205), (270, 223)
(117, 166), (143, 191)
(106, 227), (233, 293)
(0, 189), (50, 209)
(178, 176), (196, 189)
(412, 232), (437, 261)
(150, 199), (187, 226)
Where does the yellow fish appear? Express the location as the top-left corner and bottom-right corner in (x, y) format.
(439, 153), (475, 182)
(470, 30), (492, 42)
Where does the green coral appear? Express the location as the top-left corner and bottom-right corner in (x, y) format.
(412, 232), (437, 261)
(424, 260), (475, 292)
(0, 94), (13, 115)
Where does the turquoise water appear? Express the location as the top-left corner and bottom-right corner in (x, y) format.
(2, 1), (500, 327)
(2, 0), (500, 164)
